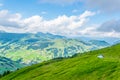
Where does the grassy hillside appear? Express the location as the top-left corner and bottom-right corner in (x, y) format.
(1, 44), (120, 80)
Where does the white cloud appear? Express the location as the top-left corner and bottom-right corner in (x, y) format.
(0, 10), (24, 28)
(23, 10), (95, 34)
(97, 19), (120, 32)
(89, 31), (120, 38)
(0, 10), (95, 35)
(76, 23), (120, 38)
(1, 9), (120, 38)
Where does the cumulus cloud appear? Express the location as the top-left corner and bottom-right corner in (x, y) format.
(79, 19), (120, 38)
(0, 10), (95, 35)
(84, 0), (120, 12)
(76, 26), (120, 38)
(0, 10), (24, 27)
(1, 9), (119, 38)
(97, 20), (120, 32)
(24, 10), (95, 34)
(39, 0), (81, 5)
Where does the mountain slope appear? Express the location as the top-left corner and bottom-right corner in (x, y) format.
(0, 57), (24, 75)
(89, 40), (110, 46)
(114, 40), (120, 45)
(1, 44), (120, 80)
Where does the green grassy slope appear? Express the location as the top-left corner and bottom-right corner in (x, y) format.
(1, 44), (120, 80)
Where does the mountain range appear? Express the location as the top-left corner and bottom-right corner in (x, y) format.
(0, 31), (109, 74)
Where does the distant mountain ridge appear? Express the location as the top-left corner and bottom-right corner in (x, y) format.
(113, 40), (120, 45)
(89, 40), (110, 46)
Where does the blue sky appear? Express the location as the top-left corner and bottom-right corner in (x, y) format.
(0, 0), (85, 18)
(0, 0), (120, 38)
